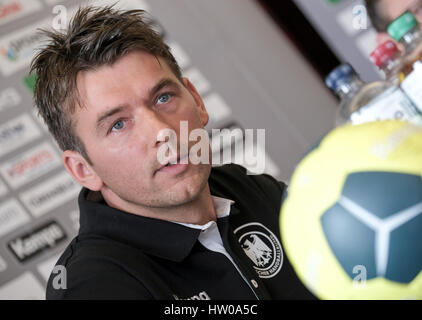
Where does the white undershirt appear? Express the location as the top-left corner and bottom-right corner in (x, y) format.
(172, 196), (259, 299)
(172, 196), (234, 258)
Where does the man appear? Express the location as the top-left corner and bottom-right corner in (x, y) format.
(31, 5), (314, 299)
(365, 0), (422, 45)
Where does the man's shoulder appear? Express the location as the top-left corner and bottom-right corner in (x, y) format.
(46, 236), (153, 299)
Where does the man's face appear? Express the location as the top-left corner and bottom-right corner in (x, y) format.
(74, 50), (211, 208)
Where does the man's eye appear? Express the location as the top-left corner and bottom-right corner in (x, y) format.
(111, 120), (125, 131)
(157, 93), (172, 104)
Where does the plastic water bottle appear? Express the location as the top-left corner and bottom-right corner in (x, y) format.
(325, 63), (422, 126)
(370, 40), (404, 84)
(387, 11), (422, 78)
(388, 11), (422, 113)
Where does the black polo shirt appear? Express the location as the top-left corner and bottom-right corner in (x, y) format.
(46, 163), (315, 300)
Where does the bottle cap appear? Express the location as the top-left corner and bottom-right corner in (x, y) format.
(387, 11), (418, 41)
(370, 40), (400, 67)
(325, 63), (357, 92)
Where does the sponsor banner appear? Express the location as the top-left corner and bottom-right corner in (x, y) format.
(46, 0), (148, 9)
(31, 107), (49, 132)
(203, 93), (232, 126)
(30, 110), (61, 156)
(89, 0), (150, 12)
(0, 0), (151, 76)
(0, 178), (7, 197)
(23, 72), (36, 93)
(7, 220), (67, 263)
(0, 272), (45, 299)
(19, 170), (80, 217)
(0, 254), (7, 272)
(44, 0), (71, 5)
(169, 41), (191, 70)
(0, 198), (30, 238)
(46, 0), (150, 18)
(184, 68), (211, 96)
(0, 0), (42, 27)
(37, 253), (60, 281)
(0, 87), (21, 113)
(69, 209), (79, 231)
(0, 113), (42, 158)
(0, 16), (50, 76)
(0, 141), (62, 189)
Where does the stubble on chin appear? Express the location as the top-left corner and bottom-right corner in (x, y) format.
(135, 162), (212, 208)
(162, 163), (211, 206)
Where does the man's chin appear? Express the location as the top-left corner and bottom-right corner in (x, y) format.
(165, 168), (210, 206)
(168, 180), (207, 206)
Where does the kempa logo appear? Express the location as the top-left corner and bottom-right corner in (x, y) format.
(8, 220), (66, 263)
(234, 223), (283, 279)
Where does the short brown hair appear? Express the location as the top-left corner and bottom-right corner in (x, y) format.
(30, 5), (182, 163)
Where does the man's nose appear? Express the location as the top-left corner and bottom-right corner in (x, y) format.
(139, 108), (176, 149)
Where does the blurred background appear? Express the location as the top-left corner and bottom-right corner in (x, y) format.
(0, 0), (414, 298)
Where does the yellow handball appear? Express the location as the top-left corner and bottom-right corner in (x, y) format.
(280, 120), (422, 299)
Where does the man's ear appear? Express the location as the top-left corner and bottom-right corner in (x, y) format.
(62, 150), (103, 191)
(183, 77), (209, 127)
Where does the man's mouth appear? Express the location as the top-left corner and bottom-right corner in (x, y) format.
(156, 154), (189, 173)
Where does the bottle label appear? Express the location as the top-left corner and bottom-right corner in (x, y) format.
(350, 86), (422, 126)
(401, 61), (422, 113)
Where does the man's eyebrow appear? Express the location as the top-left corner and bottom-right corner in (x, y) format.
(148, 78), (180, 98)
(96, 105), (128, 130)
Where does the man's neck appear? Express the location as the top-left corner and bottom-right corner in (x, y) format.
(100, 183), (217, 225)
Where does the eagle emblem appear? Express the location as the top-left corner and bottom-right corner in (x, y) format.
(234, 222), (283, 278)
(242, 234), (273, 267)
